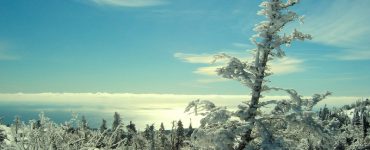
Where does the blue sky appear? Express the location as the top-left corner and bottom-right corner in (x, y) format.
(0, 0), (369, 97)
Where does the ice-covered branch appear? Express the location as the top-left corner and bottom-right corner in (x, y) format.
(184, 99), (216, 116)
(185, 99), (231, 127)
(215, 56), (256, 89)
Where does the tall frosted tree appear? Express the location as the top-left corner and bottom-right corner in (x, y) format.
(214, 0), (311, 148)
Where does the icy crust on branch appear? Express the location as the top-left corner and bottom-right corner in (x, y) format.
(234, 89), (331, 122)
(185, 99), (231, 127)
(214, 54), (255, 89)
(268, 88), (332, 112)
(184, 99), (216, 116)
(213, 54), (272, 91)
(252, 0), (312, 58)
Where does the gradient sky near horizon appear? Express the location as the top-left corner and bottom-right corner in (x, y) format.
(0, 0), (369, 97)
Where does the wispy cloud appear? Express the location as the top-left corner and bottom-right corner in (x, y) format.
(174, 52), (218, 64)
(270, 57), (304, 75)
(193, 65), (222, 76)
(0, 44), (19, 61)
(301, 0), (370, 60)
(90, 0), (167, 7)
(329, 50), (370, 61)
(175, 52), (305, 82)
(0, 53), (18, 61)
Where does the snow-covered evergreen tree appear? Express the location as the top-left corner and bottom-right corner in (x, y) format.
(111, 112), (125, 149)
(100, 119), (107, 133)
(144, 124), (155, 150)
(183, 1), (350, 149)
(112, 112), (121, 131)
(186, 121), (194, 138)
(353, 108), (361, 126)
(212, 0), (312, 148)
(175, 120), (185, 149)
(126, 121), (137, 146)
(158, 122), (168, 148)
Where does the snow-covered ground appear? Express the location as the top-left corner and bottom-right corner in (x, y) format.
(0, 125), (13, 146)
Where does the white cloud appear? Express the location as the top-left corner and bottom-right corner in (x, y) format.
(174, 51), (250, 64)
(90, 0), (167, 7)
(300, 0), (370, 60)
(175, 52), (304, 79)
(270, 57), (304, 75)
(174, 52), (218, 64)
(175, 52), (305, 84)
(191, 57), (303, 77)
(193, 65), (222, 76)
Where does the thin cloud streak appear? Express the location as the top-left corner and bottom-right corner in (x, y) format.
(270, 57), (304, 75)
(90, 0), (167, 7)
(194, 65), (222, 76)
(329, 50), (370, 61)
(0, 93), (365, 108)
(301, 0), (370, 60)
(175, 52), (305, 80)
(174, 52), (219, 64)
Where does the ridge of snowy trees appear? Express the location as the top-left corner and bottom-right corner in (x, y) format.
(1, 99), (370, 149)
(0, 112), (194, 150)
